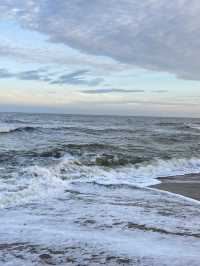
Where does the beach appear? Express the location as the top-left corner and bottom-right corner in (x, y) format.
(152, 174), (200, 201)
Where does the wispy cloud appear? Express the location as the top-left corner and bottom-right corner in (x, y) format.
(82, 89), (145, 94)
(0, 67), (103, 86)
(151, 90), (168, 93)
(0, 68), (49, 82)
(17, 70), (50, 81)
(0, 68), (13, 78)
(51, 70), (103, 86)
(81, 99), (199, 107)
(0, 41), (128, 75)
(1, 0), (200, 80)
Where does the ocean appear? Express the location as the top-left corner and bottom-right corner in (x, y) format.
(0, 112), (200, 265)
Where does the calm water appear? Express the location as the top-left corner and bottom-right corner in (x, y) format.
(0, 113), (200, 265)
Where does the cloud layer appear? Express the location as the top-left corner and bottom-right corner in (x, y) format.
(1, 0), (200, 80)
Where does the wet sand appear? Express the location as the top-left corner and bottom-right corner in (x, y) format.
(151, 174), (200, 201)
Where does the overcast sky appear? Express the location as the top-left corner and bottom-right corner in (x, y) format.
(0, 0), (200, 117)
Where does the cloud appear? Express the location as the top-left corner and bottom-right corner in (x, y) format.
(151, 90), (168, 93)
(0, 41), (127, 74)
(0, 67), (103, 86)
(0, 68), (13, 78)
(82, 99), (199, 107)
(0, 68), (49, 81)
(1, 0), (200, 80)
(82, 88), (145, 94)
(51, 70), (103, 86)
(17, 70), (49, 81)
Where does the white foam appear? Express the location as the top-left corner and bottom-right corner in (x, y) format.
(1, 181), (200, 265)
(0, 165), (65, 208)
(52, 155), (200, 187)
(0, 124), (18, 133)
(148, 186), (200, 206)
(1, 154), (200, 208)
(186, 123), (200, 131)
(1, 154), (200, 265)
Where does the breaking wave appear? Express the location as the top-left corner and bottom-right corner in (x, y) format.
(1, 155), (200, 208)
(184, 123), (200, 131)
(0, 125), (38, 134)
(0, 143), (145, 167)
(22, 155), (200, 187)
(0, 124), (139, 135)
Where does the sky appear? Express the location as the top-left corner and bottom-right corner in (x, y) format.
(0, 0), (200, 117)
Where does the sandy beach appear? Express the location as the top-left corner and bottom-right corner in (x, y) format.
(151, 174), (200, 201)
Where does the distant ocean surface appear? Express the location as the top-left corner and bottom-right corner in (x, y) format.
(0, 113), (200, 265)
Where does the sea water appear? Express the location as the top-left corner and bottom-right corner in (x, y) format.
(0, 113), (200, 265)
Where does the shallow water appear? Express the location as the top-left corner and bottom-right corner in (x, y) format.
(0, 113), (200, 265)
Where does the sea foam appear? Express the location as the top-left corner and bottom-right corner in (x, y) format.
(1, 154), (200, 208)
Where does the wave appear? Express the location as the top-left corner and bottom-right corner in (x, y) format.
(183, 123), (200, 131)
(0, 125), (89, 134)
(3, 119), (30, 124)
(36, 155), (200, 185)
(156, 122), (200, 131)
(0, 123), (76, 134)
(1, 155), (200, 208)
(0, 165), (65, 208)
(17, 155), (200, 187)
(0, 124), (72, 134)
(33, 144), (145, 166)
(0, 144), (146, 169)
(0, 123), (139, 136)
(0, 125), (39, 134)
(156, 122), (183, 127)
(0, 125), (19, 133)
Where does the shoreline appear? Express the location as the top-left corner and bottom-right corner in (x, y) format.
(150, 174), (200, 201)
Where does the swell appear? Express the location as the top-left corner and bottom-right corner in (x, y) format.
(157, 121), (200, 132)
(0, 143), (146, 168)
(182, 123), (200, 131)
(0, 124), (140, 135)
(0, 126), (39, 134)
(156, 122), (183, 127)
